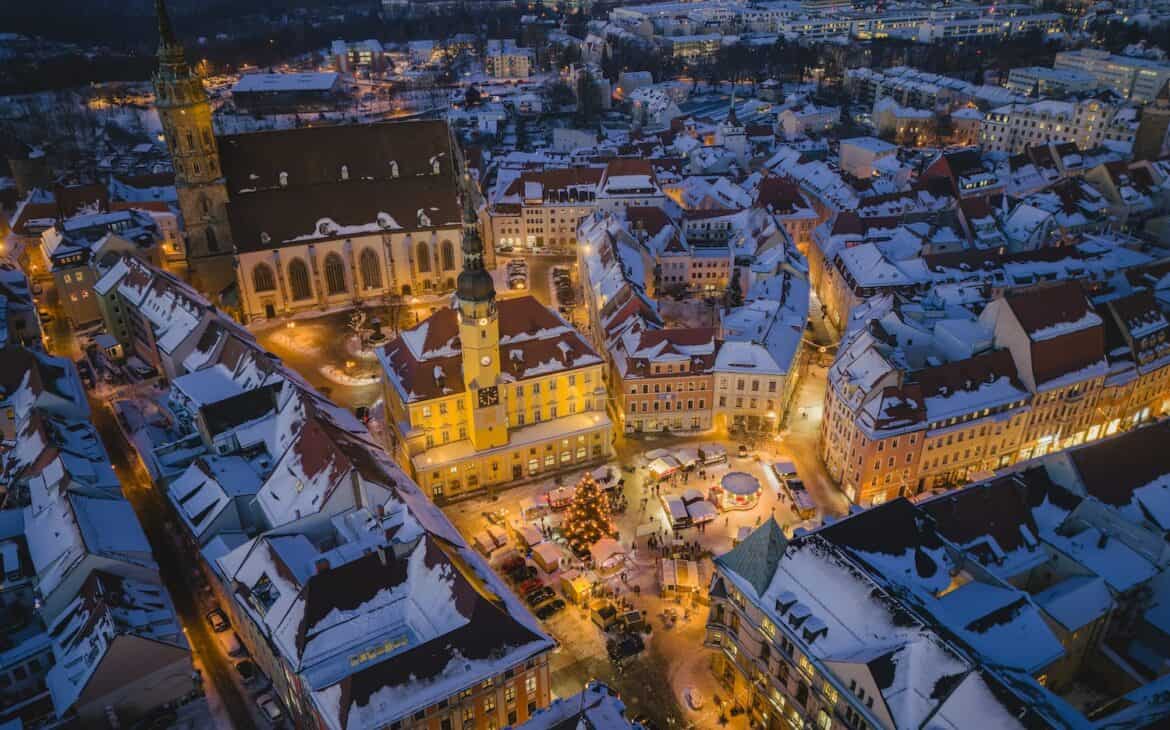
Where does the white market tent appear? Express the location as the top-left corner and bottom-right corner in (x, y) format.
(773, 461), (797, 478)
(673, 448), (700, 468)
(659, 558), (700, 594)
(681, 488), (705, 504)
(532, 541), (562, 573)
(590, 537), (626, 572)
(686, 499), (718, 524)
(648, 456), (682, 480)
(644, 448), (672, 461)
(547, 485), (576, 508)
(518, 524), (543, 548)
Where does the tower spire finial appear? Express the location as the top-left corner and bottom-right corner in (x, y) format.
(728, 86), (738, 126)
(156, 0), (179, 48)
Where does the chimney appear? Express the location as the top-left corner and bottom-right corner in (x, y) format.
(1097, 532), (1109, 549)
(376, 545), (389, 566)
(315, 558), (330, 575)
(374, 504), (385, 520)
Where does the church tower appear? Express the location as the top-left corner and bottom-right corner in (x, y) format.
(716, 90), (748, 167)
(152, 0), (235, 297)
(454, 161), (508, 451)
(1134, 81), (1170, 162)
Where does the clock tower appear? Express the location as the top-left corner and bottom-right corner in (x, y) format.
(152, 0), (235, 299)
(454, 171), (508, 451)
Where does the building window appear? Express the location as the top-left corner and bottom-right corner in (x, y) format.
(441, 240), (457, 271)
(288, 258), (312, 300)
(359, 248), (382, 289)
(324, 252), (347, 294)
(417, 241), (432, 273)
(252, 263), (276, 292)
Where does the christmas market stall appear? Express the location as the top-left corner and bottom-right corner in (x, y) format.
(532, 541), (563, 573)
(559, 569), (593, 605)
(658, 558), (701, 598)
(517, 524), (543, 549)
(648, 455), (682, 481)
(710, 472), (761, 511)
(521, 496), (551, 522)
(681, 488), (718, 525)
(589, 537), (626, 576)
(547, 484), (576, 510)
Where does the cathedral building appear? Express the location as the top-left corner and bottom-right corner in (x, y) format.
(377, 204), (613, 502)
(152, 1), (470, 320)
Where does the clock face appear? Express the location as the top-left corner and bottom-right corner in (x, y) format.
(481, 355), (492, 367)
(477, 385), (499, 408)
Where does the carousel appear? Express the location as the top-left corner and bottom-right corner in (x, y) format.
(710, 472), (761, 511)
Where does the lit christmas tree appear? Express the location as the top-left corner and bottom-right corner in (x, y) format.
(562, 474), (614, 557)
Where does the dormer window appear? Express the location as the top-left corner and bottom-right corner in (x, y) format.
(279, 171), (289, 187)
(341, 165), (349, 180)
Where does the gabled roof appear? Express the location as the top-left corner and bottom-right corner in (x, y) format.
(714, 518), (787, 597)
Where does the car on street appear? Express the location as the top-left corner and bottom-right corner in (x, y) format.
(255, 692), (284, 723)
(525, 586), (555, 606)
(508, 564), (537, 583)
(234, 659), (258, 685)
(535, 598), (566, 619)
(37, 309), (53, 323)
(738, 444), (749, 458)
(500, 555), (526, 573)
(518, 578), (543, 596)
(606, 633), (645, 663)
(206, 608), (230, 633)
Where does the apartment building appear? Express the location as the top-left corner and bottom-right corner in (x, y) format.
(708, 429), (1170, 730)
(613, 326), (718, 433)
(1054, 49), (1170, 103)
(41, 210), (162, 329)
(822, 280), (1170, 505)
(1005, 66), (1099, 98)
(577, 209), (809, 435)
(483, 167), (602, 253)
(980, 96), (1138, 154)
(485, 39), (533, 78)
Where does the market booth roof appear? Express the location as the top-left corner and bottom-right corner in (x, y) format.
(722, 471), (761, 496)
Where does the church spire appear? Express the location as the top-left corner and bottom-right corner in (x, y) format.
(155, 0), (189, 75)
(454, 149), (495, 304)
(728, 87), (739, 126)
(156, 0), (178, 49)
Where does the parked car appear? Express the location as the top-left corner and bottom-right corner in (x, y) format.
(255, 692), (284, 723)
(221, 631), (247, 658)
(508, 564), (537, 583)
(75, 359), (95, 389)
(737, 444), (749, 458)
(37, 309), (53, 323)
(535, 598), (566, 619)
(525, 586), (555, 606)
(206, 608), (230, 633)
(518, 578), (543, 596)
(500, 555), (526, 573)
(234, 659), (258, 685)
(606, 633), (645, 662)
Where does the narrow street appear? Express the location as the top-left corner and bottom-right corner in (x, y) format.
(88, 399), (258, 730)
